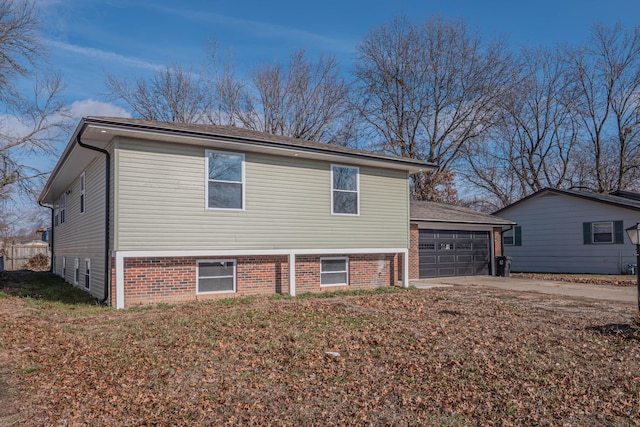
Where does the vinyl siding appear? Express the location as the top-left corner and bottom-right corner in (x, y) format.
(499, 192), (638, 274)
(114, 137), (409, 251)
(52, 151), (108, 298)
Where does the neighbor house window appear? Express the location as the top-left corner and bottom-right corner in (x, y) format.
(60, 194), (66, 224)
(62, 256), (66, 279)
(503, 226), (522, 246)
(206, 151), (244, 210)
(80, 172), (86, 213)
(331, 165), (359, 215)
(583, 221), (624, 244)
(320, 257), (349, 286)
(54, 202), (59, 227)
(197, 260), (236, 293)
(593, 222), (613, 243)
(74, 258), (79, 285)
(84, 259), (91, 290)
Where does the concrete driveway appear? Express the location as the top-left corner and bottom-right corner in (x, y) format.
(411, 276), (638, 305)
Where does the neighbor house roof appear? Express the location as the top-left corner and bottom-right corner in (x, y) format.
(494, 187), (640, 214)
(39, 117), (436, 204)
(410, 200), (515, 226)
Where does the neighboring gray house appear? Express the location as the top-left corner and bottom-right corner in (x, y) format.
(409, 201), (515, 279)
(39, 117), (433, 308)
(495, 188), (640, 274)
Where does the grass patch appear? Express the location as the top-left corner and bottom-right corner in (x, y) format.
(297, 285), (405, 299)
(0, 271), (105, 316)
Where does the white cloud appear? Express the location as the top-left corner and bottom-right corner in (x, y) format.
(68, 99), (132, 119)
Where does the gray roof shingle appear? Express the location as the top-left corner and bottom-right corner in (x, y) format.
(410, 200), (514, 225)
(85, 116), (435, 170)
(494, 188), (640, 214)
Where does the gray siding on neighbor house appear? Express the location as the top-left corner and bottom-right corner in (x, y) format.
(52, 149), (109, 299)
(499, 192), (638, 274)
(114, 137), (410, 251)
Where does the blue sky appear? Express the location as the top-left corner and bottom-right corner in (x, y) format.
(35, 0), (640, 117)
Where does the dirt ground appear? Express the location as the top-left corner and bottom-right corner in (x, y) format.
(1, 275), (639, 426)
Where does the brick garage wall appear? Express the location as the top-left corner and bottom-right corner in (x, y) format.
(409, 223), (419, 280)
(492, 227), (503, 276)
(295, 253), (397, 294)
(122, 255), (289, 307)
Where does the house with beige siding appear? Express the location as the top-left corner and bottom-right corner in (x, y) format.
(39, 117), (434, 308)
(495, 188), (640, 274)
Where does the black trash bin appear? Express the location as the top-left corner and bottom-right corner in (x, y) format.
(496, 256), (512, 277)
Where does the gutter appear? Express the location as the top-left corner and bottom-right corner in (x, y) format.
(76, 126), (111, 305)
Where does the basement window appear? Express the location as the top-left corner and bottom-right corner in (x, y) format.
(197, 260), (236, 294)
(320, 257), (349, 286)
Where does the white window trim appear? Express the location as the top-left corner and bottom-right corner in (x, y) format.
(54, 202), (59, 227)
(84, 259), (91, 290)
(592, 221), (614, 244)
(62, 256), (66, 279)
(205, 150), (245, 211)
(503, 229), (514, 246)
(74, 258), (79, 285)
(196, 259), (237, 294)
(330, 164), (360, 216)
(60, 194), (66, 224)
(80, 172), (86, 214)
(320, 257), (349, 287)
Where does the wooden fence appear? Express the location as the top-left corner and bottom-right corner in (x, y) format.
(1, 242), (51, 271)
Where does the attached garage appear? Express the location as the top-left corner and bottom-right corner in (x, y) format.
(418, 229), (490, 278)
(410, 201), (515, 280)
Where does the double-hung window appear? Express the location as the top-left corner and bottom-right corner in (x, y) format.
(331, 165), (359, 215)
(74, 258), (79, 285)
(583, 221), (624, 244)
(62, 256), (66, 279)
(206, 151), (244, 210)
(84, 259), (91, 290)
(320, 257), (349, 286)
(593, 222), (613, 243)
(60, 194), (66, 224)
(80, 172), (86, 214)
(54, 202), (59, 227)
(197, 260), (236, 294)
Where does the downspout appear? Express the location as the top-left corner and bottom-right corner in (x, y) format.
(76, 131), (111, 305)
(38, 201), (54, 273)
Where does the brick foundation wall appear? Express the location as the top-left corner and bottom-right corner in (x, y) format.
(409, 223), (419, 280)
(116, 252), (398, 307)
(122, 255), (289, 307)
(295, 253), (397, 294)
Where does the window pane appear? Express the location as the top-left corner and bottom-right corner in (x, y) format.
(333, 166), (357, 191)
(321, 259), (347, 273)
(199, 277), (234, 293)
(209, 152), (242, 182)
(333, 191), (357, 214)
(594, 232), (613, 243)
(321, 272), (347, 285)
(208, 182), (242, 209)
(199, 262), (234, 277)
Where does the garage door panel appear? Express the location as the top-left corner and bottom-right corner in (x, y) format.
(418, 229), (491, 279)
(420, 255), (436, 265)
(456, 255), (473, 263)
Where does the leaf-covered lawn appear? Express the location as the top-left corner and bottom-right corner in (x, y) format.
(1, 272), (639, 426)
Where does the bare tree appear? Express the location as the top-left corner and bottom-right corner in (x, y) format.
(566, 22), (640, 193)
(352, 15), (514, 201)
(461, 46), (580, 206)
(0, 73), (69, 200)
(0, 1), (70, 201)
(238, 50), (351, 143)
(105, 64), (211, 123)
